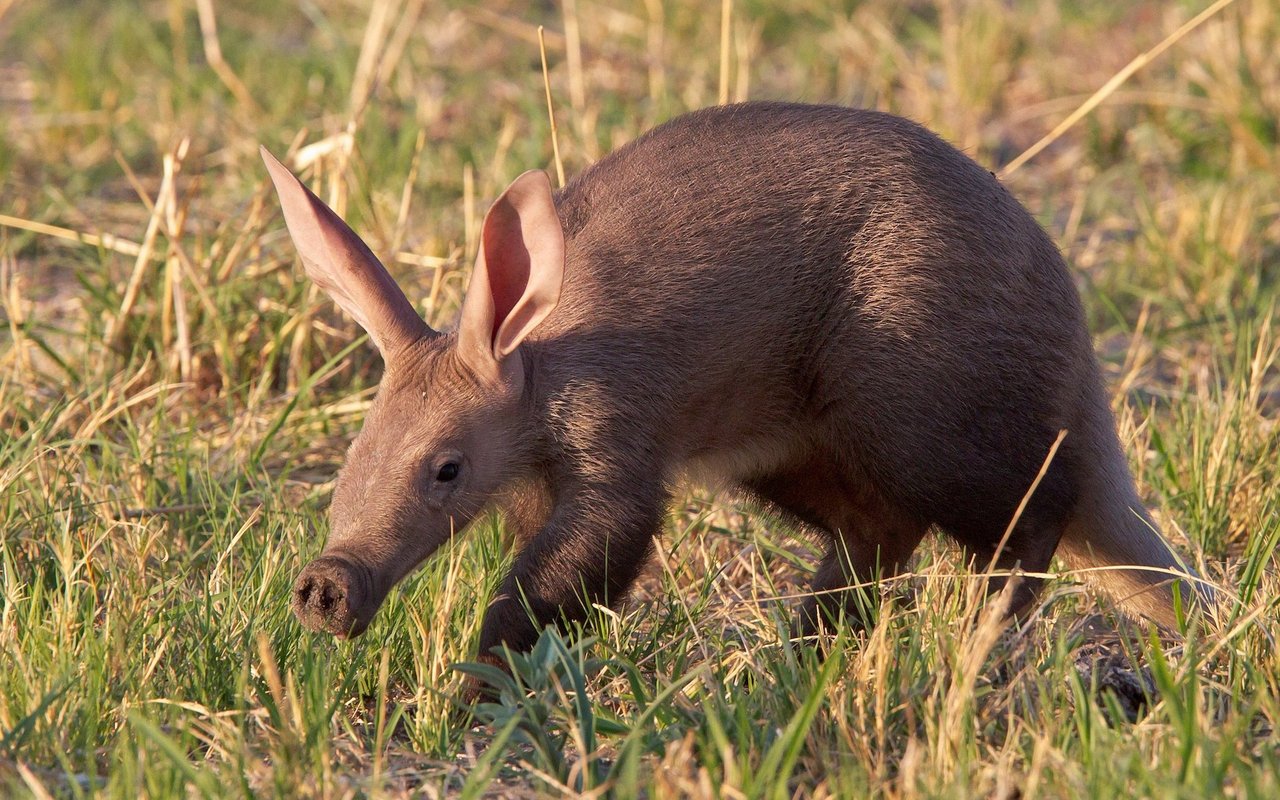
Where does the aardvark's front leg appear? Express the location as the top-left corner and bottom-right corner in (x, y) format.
(474, 477), (669, 678)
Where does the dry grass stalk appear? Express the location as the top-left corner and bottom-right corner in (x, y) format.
(391, 129), (429, 257)
(0, 213), (143, 258)
(107, 138), (189, 350)
(539, 26), (567, 188)
(718, 0), (733, 105)
(194, 0), (262, 116)
(349, 0), (401, 127)
(1001, 0), (1244, 176)
(0, 253), (30, 375)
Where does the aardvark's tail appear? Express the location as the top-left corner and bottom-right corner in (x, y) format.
(1057, 394), (1212, 629)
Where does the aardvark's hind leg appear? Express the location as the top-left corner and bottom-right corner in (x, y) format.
(742, 459), (929, 635)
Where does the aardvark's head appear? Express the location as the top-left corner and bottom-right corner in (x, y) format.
(260, 148), (564, 638)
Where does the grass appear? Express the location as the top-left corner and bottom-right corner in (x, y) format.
(1, 0), (1278, 796)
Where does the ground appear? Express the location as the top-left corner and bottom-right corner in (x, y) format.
(1, 0), (1278, 797)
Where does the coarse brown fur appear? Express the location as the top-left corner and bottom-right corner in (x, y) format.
(262, 102), (1205, 682)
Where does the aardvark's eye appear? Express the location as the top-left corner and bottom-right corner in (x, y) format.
(435, 462), (460, 483)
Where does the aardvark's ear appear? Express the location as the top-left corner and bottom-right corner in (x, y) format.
(261, 146), (433, 357)
(457, 170), (564, 380)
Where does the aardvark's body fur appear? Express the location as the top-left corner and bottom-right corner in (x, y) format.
(264, 102), (1199, 680)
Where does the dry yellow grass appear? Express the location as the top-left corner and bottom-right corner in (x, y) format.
(1, 1), (1277, 796)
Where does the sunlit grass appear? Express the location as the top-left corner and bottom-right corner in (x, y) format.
(2, 0), (1278, 796)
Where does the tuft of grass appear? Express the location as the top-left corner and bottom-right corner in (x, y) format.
(2, 0), (1278, 796)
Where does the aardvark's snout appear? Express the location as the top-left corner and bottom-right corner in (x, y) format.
(292, 555), (375, 638)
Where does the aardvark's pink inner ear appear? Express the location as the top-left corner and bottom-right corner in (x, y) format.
(260, 146), (433, 356)
(457, 170), (565, 374)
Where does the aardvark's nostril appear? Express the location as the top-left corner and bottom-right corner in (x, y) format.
(317, 581), (344, 613)
(296, 577), (316, 606)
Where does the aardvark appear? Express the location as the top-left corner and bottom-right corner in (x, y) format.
(262, 102), (1201, 679)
